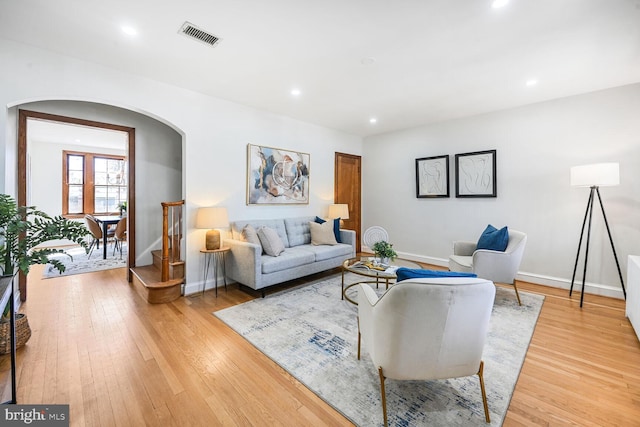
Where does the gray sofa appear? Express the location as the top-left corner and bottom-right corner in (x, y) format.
(225, 216), (356, 296)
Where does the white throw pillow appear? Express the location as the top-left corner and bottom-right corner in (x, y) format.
(257, 226), (285, 256)
(309, 221), (338, 246)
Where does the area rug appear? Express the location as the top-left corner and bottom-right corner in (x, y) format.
(214, 273), (544, 426)
(42, 245), (127, 278)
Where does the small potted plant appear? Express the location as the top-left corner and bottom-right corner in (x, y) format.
(0, 194), (89, 353)
(118, 201), (127, 217)
(372, 240), (397, 265)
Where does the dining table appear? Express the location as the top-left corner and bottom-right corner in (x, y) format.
(93, 215), (122, 259)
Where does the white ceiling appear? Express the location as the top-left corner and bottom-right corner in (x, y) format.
(2, 0), (640, 137)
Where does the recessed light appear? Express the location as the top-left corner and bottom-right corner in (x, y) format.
(121, 25), (137, 36)
(526, 79), (538, 87)
(361, 57), (376, 66)
(369, 118), (378, 124)
(291, 88), (301, 97)
(491, 0), (509, 8)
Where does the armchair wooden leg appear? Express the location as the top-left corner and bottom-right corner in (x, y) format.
(477, 360), (490, 423)
(513, 281), (522, 306)
(378, 367), (388, 427)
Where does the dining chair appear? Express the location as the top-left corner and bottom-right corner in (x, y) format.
(85, 215), (103, 259)
(112, 217), (127, 259)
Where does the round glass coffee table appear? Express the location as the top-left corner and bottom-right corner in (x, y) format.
(341, 256), (422, 304)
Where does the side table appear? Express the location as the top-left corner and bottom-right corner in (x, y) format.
(200, 247), (229, 297)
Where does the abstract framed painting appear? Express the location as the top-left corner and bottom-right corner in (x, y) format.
(415, 155), (449, 198)
(246, 144), (310, 205)
(455, 149), (497, 198)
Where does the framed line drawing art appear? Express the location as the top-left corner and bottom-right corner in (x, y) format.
(246, 144), (310, 205)
(415, 155), (449, 198)
(455, 149), (497, 197)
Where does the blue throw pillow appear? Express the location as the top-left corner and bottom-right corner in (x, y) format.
(396, 267), (477, 283)
(476, 224), (509, 252)
(314, 216), (341, 243)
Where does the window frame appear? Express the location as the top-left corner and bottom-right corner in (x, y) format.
(62, 150), (127, 218)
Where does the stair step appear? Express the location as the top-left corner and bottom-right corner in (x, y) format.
(130, 265), (183, 304)
(151, 250), (185, 279)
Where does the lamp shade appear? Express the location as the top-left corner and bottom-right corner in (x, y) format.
(196, 207), (229, 250)
(196, 207), (229, 229)
(570, 163), (619, 187)
(328, 204), (349, 219)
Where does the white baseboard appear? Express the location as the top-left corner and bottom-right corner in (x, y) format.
(395, 250), (625, 300)
(182, 250), (625, 300)
(183, 279), (226, 296)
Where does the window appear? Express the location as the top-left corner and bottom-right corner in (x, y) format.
(63, 151), (127, 216)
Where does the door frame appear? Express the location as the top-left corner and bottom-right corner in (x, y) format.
(334, 152), (362, 253)
(17, 109), (136, 300)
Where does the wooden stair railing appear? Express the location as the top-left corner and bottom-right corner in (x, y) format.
(130, 200), (185, 304)
(161, 200), (184, 282)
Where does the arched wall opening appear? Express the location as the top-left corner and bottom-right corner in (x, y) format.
(5, 99), (184, 302)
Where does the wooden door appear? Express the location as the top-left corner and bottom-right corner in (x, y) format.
(335, 152), (362, 253)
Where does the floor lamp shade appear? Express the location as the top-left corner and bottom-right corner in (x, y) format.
(196, 207), (229, 250)
(328, 204), (349, 220)
(570, 163), (619, 187)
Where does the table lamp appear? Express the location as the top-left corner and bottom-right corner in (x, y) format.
(328, 204), (349, 225)
(196, 207), (229, 250)
(569, 162), (625, 307)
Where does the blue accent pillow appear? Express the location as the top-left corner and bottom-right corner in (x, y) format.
(476, 224), (509, 252)
(314, 216), (341, 243)
(396, 267), (477, 283)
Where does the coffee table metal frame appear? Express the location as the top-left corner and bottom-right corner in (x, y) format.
(341, 256), (421, 305)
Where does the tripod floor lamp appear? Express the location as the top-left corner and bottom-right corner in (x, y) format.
(570, 162), (626, 307)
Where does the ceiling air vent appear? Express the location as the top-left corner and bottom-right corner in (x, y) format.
(178, 21), (222, 48)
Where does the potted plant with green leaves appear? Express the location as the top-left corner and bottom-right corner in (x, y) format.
(372, 240), (397, 265)
(118, 201), (127, 217)
(0, 194), (89, 353)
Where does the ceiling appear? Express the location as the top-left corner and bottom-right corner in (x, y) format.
(1, 0), (639, 137)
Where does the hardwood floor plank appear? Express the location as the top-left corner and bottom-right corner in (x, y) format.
(2, 265), (637, 426)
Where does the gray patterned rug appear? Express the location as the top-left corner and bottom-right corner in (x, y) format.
(42, 245), (127, 278)
(214, 273), (544, 426)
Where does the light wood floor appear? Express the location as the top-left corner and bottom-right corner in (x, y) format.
(4, 265), (640, 426)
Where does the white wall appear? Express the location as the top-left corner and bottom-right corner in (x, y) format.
(0, 38), (363, 293)
(363, 83), (640, 298)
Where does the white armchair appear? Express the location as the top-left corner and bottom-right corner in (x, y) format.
(357, 278), (496, 426)
(449, 229), (527, 305)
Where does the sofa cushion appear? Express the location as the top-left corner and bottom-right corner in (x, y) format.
(284, 217), (314, 247)
(257, 226), (285, 256)
(261, 247), (315, 274)
(314, 216), (342, 243)
(309, 221), (338, 245)
(477, 224), (509, 252)
(396, 267), (477, 283)
(298, 243), (353, 262)
(232, 219), (290, 247)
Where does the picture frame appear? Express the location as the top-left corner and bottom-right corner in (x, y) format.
(455, 149), (497, 197)
(415, 155), (449, 198)
(246, 144), (310, 205)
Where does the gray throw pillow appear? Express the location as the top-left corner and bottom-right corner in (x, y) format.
(257, 226), (285, 256)
(242, 224), (262, 247)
